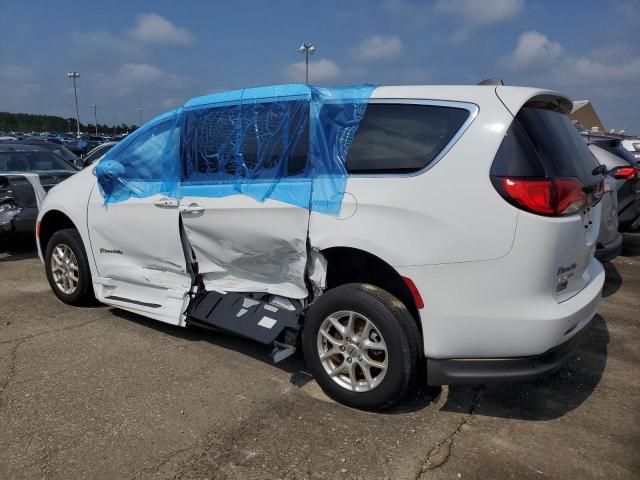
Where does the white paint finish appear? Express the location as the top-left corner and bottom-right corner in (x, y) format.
(494, 85), (568, 116)
(92, 277), (189, 326)
(311, 92), (518, 266)
(85, 188), (191, 321)
(36, 84), (605, 365)
(399, 207), (605, 359)
(87, 189), (190, 288)
(36, 168), (98, 272)
(179, 193), (309, 299)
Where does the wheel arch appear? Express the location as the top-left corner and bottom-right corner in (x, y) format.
(320, 246), (423, 334)
(38, 210), (78, 256)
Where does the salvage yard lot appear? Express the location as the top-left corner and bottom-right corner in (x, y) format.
(1, 237), (639, 480)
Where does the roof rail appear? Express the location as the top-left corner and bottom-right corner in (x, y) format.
(477, 79), (504, 86)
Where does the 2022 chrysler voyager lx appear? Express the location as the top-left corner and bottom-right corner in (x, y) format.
(36, 84), (605, 409)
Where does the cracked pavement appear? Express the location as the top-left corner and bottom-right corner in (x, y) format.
(1, 235), (639, 479)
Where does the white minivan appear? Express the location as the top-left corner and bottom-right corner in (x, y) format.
(36, 84), (605, 409)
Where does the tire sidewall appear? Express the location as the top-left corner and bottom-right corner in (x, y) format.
(45, 229), (93, 305)
(303, 285), (413, 410)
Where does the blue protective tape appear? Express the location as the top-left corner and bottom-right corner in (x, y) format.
(96, 83), (375, 215)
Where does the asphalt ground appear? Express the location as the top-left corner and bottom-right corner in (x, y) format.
(1, 234), (639, 479)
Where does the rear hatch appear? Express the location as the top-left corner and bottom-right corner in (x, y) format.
(490, 102), (603, 302)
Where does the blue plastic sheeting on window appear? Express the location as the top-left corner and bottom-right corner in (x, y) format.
(95, 109), (183, 204)
(308, 85), (373, 214)
(178, 93), (311, 207)
(95, 83), (375, 215)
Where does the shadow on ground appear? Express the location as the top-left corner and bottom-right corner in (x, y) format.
(441, 314), (609, 421)
(0, 235), (38, 261)
(602, 262), (623, 297)
(622, 232), (640, 257)
(110, 307), (437, 413)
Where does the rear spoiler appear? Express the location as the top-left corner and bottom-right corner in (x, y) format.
(496, 87), (573, 117)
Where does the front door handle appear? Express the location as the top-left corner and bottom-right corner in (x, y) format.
(179, 203), (205, 214)
(153, 198), (179, 208)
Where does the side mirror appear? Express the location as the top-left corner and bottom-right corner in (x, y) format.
(95, 160), (126, 197)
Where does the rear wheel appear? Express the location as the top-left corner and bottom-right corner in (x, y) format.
(45, 228), (95, 305)
(303, 283), (421, 410)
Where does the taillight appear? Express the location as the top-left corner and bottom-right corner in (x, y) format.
(491, 176), (590, 217)
(610, 166), (637, 180)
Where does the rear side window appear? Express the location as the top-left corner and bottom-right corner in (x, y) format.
(346, 104), (470, 174)
(516, 107), (600, 185)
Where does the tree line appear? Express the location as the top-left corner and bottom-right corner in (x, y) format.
(0, 112), (137, 134)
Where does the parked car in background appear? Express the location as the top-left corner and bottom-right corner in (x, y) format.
(585, 134), (640, 167)
(587, 142), (640, 232)
(0, 143), (78, 242)
(19, 138), (80, 167)
(595, 175), (622, 262)
(81, 142), (117, 167)
(36, 84), (605, 409)
(622, 138), (640, 160)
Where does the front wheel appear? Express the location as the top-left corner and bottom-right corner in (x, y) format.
(302, 283), (421, 410)
(45, 228), (95, 305)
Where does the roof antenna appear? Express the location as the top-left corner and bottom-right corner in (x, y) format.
(477, 79), (504, 86)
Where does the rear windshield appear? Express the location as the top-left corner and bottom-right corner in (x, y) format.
(516, 107), (600, 185)
(0, 151), (77, 172)
(346, 104), (470, 174)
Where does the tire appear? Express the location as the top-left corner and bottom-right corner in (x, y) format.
(302, 283), (421, 410)
(45, 228), (95, 305)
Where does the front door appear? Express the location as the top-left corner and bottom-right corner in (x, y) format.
(87, 113), (191, 325)
(87, 188), (191, 324)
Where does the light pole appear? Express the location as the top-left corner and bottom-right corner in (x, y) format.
(66, 71), (81, 137)
(91, 104), (98, 135)
(298, 43), (316, 84)
(137, 108), (143, 126)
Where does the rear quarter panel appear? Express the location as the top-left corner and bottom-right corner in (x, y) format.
(310, 86), (519, 267)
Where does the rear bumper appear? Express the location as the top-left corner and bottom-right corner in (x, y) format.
(595, 232), (623, 263)
(426, 316), (592, 385)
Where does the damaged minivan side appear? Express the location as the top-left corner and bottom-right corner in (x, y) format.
(37, 84), (605, 410)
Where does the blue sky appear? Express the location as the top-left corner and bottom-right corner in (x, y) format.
(1, 0), (639, 133)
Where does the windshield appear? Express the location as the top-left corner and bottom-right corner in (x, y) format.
(0, 150), (78, 172)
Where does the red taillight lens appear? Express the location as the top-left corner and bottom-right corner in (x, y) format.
(492, 176), (587, 217)
(611, 166), (637, 180)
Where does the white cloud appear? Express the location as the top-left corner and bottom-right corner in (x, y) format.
(284, 58), (341, 83)
(501, 31), (640, 94)
(436, 0), (523, 25)
(129, 13), (194, 45)
(94, 63), (179, 97)
(503, 30), (564, 70)
(70, 12), (194, 56)
(351, 35), (403, 62)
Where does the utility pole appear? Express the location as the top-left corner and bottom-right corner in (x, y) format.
(137, 108), (143, 126)
(92, 104), (98, 135)
(298, 43), (316, 84)
(66, 71), (81, 136)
